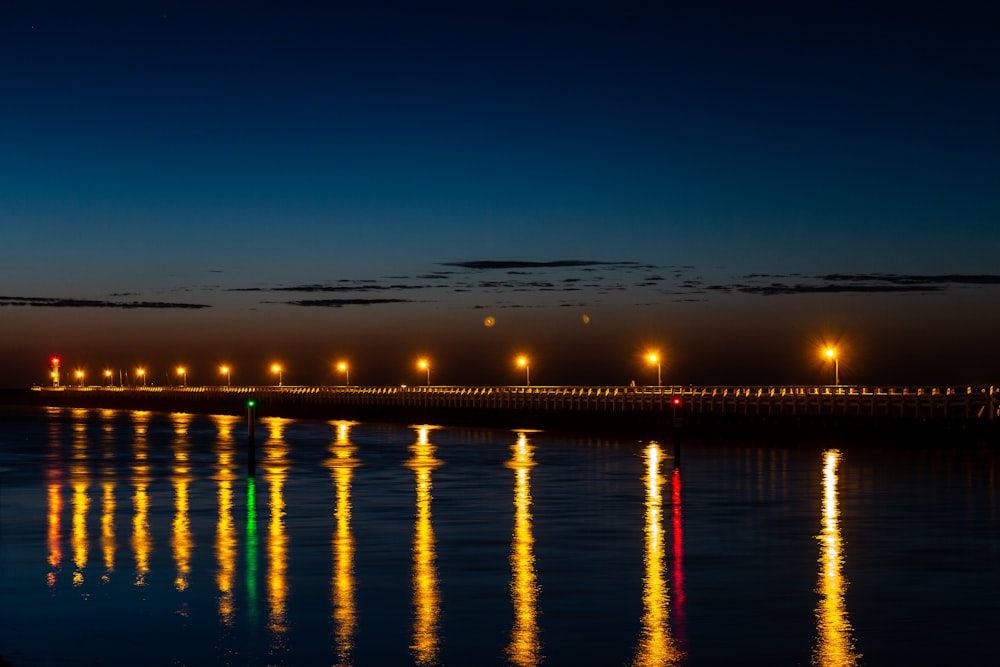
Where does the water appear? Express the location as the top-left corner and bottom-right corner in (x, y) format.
(0, 406), (998, 666)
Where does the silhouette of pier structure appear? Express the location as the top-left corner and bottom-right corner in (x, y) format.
(26, 384), (998, 444)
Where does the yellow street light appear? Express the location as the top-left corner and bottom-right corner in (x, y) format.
(516, 356), (530, 386)
(75, 369), (85, 387)
(220, 365), (231, 386)
(272, 363), (283, 387)
(104, 369), (112, 387)
(137, 367), (146, 386)
(417, 358), (430, 386)
(177, 366), (187, 387)
(823, 347), (839, 385)
(337, 361), (349, 386)
(646, 352), (662, 387)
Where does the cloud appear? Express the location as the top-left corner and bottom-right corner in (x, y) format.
(708, 273), (1000, 296)
(731, 284), (944, 296)
(230, 281), (441, 293)
(0, 296), (210, 309)
(280, 298), (413, 307)
(441, 260), (637, 270)
(820, 273), (1000, 285)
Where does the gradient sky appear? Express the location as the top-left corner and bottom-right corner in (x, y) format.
(2, 1), (998, 388)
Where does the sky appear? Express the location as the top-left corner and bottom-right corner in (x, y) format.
(2, 1), (998, 388)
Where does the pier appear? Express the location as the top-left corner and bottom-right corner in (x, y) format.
(17, 384), (999, 445)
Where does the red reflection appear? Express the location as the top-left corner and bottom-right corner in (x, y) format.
(671, 467), (686, 651)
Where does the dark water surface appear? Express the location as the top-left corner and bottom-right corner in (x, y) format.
(1, 406), (997, 666)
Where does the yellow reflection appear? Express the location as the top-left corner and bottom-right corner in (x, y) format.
(325, 420), (360, 666)
(263, 417), (291, 644)
(505, 431), (541, 666)
(633, 442), (682, 666)
(213, 414), (240, 626)
(406, 425), (442, 666)
(812, 450), (861, 666)
(47, 476), (63, 589)
(171, 413), (194, 592)
(70, 414), (90, 587)
(174, 417), (196, 584)
(131, 411), (152, 586)
(47, 416), (64, 588)
(101, 480), (116, 583)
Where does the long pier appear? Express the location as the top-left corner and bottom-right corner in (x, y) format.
(19, 384), (999, 445)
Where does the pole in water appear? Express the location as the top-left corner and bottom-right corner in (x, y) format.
(247, 399), (257, 477)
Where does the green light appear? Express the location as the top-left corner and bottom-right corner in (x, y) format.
(248, 400), (256, 408)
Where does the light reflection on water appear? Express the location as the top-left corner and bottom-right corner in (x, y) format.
(326, 420), (359, 666)
(171, 412), (192, 593)
(131, 410), (152, 587)
(506, 430), (541, 666)
(262, 417), (291, 657)
(813, 449), (860, 666)
(632, 442), (682, 666)
(4, 407), (999, 665)
(212, 414), (239, 627)
(407, 425), (442, 665)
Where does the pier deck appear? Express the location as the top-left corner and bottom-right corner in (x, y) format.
(16, 384), (998, 444)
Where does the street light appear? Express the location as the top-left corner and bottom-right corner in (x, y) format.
(824, 347), (840, 386)
(220, 365), (231, 386)
(516, 356), (530, 386)
(417, 358), (430, 386)
(272, 363), (283, 387)
(177, 366), (187, 387)
(137, 368), (146, 386)
(104, 369), (112, 387)
(337, 361), (349, 386)
(647, 352), (662, 387)
(75, 370), (84, 387)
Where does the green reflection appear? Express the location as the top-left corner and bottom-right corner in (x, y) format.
(326, 421), (360, 666)
(406, 425), (442, 666)
(246, 475), (259, 627)
(812, 449), (861, 666)
(506, 431), (541, 667)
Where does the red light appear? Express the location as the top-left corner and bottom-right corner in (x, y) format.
(672, 397), (682, 406)
(50, 357), (61, 366)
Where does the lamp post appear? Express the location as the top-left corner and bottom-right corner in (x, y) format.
(220, 365), (231, 387)
(104, 369), (112, 387)
(417, 358), (430, 386)
(824, 348), (839, 386)
(75, 370), (84, 387)
(647, 352), (662, 387)
(137, 368), (146, 387)
(517, 356), (530, 386)
(50, 357), (61, 388)
(338, 362), (349, 386)
(177, 366), (187, 387)
(272, 364), (283, 387)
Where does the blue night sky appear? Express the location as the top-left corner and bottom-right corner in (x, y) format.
(2, 1), (998, 387)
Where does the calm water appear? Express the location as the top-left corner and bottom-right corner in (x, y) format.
(0, 407), (998, 666)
